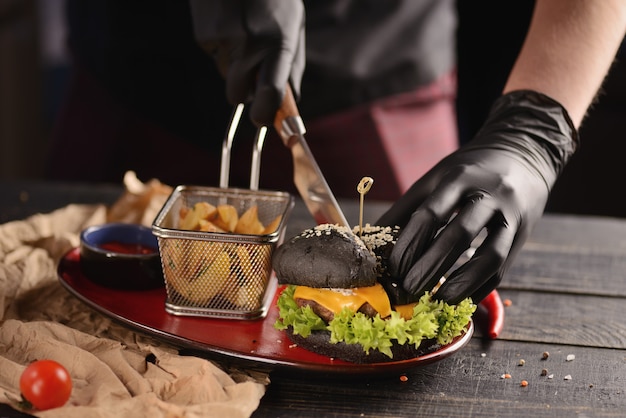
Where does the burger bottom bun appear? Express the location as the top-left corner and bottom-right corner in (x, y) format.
(285, 327), (443, 364)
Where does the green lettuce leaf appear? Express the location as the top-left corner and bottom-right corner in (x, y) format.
(274, 285), (326, 337)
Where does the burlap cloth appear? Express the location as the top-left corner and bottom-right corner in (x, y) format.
(0, 173), (268, 417)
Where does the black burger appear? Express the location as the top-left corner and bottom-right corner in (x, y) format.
(273, 223), (476, 363)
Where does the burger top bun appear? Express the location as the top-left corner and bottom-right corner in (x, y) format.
(273, 224), (377, 289)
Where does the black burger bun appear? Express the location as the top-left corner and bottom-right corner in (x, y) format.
(285, 328), (442, 364)
(273, 224), (377, 288)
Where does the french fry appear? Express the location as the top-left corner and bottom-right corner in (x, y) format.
(169, 250), (231, 304)
(171, 200), (285, 308)
(262, 214), (283, 234)
(180, 202), (217, 230)
(178, 202), (282, 236)
(235, 205), (265, 235)
(179, 206), (190, 220)
(214, 204), (239, 232)
(222, 247), (265, 309)
(236, 246), (256, 282)
(198, 219), (225, 232)
(165, 241), (224, 282)
(223, 281), (264, 310)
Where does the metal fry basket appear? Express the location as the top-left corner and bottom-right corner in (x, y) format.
(152, 105), (294, 319)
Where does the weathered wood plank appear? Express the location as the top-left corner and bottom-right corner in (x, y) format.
(253, 338), (626, 418)
(505, 248), (626, 297)
(529, 214), (626, 252)
(485, 290), (626, 349)
(504, 215), (626, 297)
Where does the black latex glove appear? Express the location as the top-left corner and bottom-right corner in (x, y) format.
(189, 0), (305, 127)
(377, 90), (578, 306)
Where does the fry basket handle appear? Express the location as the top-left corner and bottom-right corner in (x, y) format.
(220, 103), (244, 189)
(219, 103), (266, 191)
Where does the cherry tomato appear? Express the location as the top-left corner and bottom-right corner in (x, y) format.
(19, 360), (72, 410)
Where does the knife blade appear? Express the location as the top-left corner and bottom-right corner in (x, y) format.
(273, 86), (349, 227)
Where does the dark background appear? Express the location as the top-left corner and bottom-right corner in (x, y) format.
(1, 0), (625, 218)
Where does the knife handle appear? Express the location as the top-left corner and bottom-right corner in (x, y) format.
(274, 85), (306, 146)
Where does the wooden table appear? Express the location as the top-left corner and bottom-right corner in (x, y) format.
(2, 180), (626, 417)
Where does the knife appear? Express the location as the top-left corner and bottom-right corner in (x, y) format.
(273, 86), (349, 227)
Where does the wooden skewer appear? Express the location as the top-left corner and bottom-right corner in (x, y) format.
(357, 177), (374, 236)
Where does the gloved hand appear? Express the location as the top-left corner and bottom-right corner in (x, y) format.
(377, 90), (578, 305)
(189, 0), (305, 127)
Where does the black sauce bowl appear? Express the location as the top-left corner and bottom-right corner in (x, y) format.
(79, 223), (164, 290)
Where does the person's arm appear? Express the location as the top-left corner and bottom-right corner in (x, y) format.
(377, 1), (626, 306)
(504, 0), (626, 126)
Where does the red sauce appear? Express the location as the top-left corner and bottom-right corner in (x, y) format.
(99, 241), (157, 255)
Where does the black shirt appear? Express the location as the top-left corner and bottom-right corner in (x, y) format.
(65, 0), (535, 147)
(65, 0), (457, 149)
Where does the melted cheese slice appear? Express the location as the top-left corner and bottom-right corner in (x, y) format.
(393, 303), (418, 321)
(294, 283), (392, 318)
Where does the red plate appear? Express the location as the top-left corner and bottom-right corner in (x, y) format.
(58, 248), (473, 376)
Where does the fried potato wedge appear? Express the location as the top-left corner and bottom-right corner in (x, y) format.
(235, 205), (265, 235)
(213, 204), (239, 232)
(222, 246), (267, 309)
(262, 214), (283, 234)
(180, 202), (217, 230)
(169, 250), (231, 304)
(198, 219), (225, 232)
